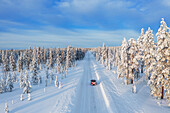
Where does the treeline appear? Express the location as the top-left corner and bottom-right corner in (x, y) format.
(0, 46), (86, 94)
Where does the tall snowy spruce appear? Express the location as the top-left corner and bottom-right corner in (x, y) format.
(143, 27), (156, 80)
(32, 57), (38, 85)
(107, 48), (112, 70)
(66, 46), (71, 73)
(23, 71), (31, 94)
(100, 43), (106, 65)
(136, 28), (145, 74)
(128, 38), (138, 84)
(9, 52), (16, 72)
(117, 38), (129, 84)
(3, 54), (10, 75)
(6, 73), (13, 92)
(148, 18), (170, 101)
(17, 53), (23, 72)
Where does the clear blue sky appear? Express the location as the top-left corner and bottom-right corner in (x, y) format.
(0, 0), (170, 49)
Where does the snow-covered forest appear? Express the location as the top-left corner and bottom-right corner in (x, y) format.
(92, 18), (170, 106)
(0, 18), (169, 113)
(0, 46), (86, 93)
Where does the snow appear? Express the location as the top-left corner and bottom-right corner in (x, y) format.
(0, 52), (169, 113)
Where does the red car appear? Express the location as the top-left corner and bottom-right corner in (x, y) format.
(91, 80), (97, 86)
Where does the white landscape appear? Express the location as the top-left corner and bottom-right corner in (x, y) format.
(0, 50), (169, 113)
(0, 0), (170, 113)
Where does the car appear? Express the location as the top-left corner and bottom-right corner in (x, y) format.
(91, 79), (97, 86)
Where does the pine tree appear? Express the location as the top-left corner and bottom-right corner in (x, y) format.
(100, 43), (106, 65)
(3, 54), (10, 75)
(150, 18), (169, 99)
(128, 38), (138, 84)
(6, 73), (13, 92)
(9, 52), (16, 72)
(66, 46), (71, 71)
(107, 48), (112, 70)
(32, 57), (38, 85)
(117, 38), (129, 84)
(49, 48), (54, 69)
(143, 27), (156, 80)
(17, 54), (23, 72)
(19, 71), (24, 88)
(23, 71), (31, 94)
(136, 28), (145, 73)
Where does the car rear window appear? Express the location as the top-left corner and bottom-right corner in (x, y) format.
(91, 80), (96, 82)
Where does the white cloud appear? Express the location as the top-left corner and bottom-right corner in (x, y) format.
(0, 26), (140, 49)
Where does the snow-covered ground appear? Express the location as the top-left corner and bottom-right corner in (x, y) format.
(0, 52), (169, 113)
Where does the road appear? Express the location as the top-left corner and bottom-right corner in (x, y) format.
(73, 52), (114, 113)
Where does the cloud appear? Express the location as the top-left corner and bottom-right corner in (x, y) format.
(0, 0), (169, 31)
(0, 26), (140, 49)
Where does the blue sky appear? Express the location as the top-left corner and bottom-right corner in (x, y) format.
(0, 0), (170, 49)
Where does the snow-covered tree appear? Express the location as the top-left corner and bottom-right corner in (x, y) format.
(23, 71), (31, 94)
(128, 38), (138, 84)
(148, 18), (170, 101)
(117, 38), (129, 84)
(100, 43), (106, 65)
(6, 73), (13, 92)
(66, 46), (72, 71)
(3, 54), (10, 75)
(49, 48), (54, 69)
(19, 71), (24, 88)
(50, 72), (54, 84)
(31, 57), (38, 85)
(38, 75), (42, 85)
(107, 48), (112, 70)
(17, 54), (23, 72)
(136, 28), (145, 73)
(9, 52), (16, 72)
(143, 27), (156, 80)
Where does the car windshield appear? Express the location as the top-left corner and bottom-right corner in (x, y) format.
(91, 80), (96, 82)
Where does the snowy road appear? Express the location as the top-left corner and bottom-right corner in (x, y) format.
(73, 52), (110, 113)
(72, 52), (129, 113)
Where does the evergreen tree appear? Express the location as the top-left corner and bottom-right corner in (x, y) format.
(128, 38), (138, 84)
(3, 54), (10, 75)
(6, 73), (13, 92)
(100, 43), (106, 65)
(17, 53), (23, 72)
(136, 28), (145, 73)
(107, 48), (112, 70)
(66, 46), (71, 71)
(143, 27), (156, 80)
(117, 38), (129, 84)
(9, 52), (16, 72)
(23, 71), (31, 94)
(32, 57), (38, 85)
(19, 71), (24, 88)
(149, 18), (170, 100)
